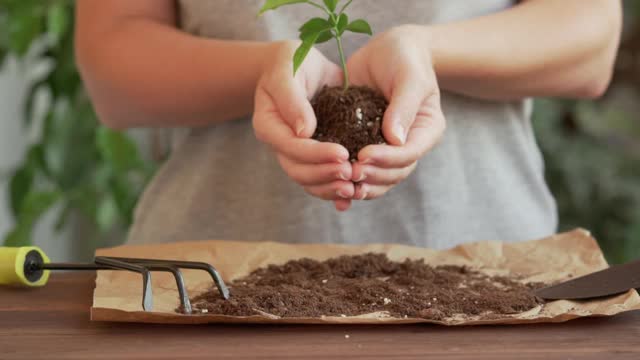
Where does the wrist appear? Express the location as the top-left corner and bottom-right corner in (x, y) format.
(261, 41), (286, 75)
(389, 24), (435, 69)
(262, 40), (300, 74)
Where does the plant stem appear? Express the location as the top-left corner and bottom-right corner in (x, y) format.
(305, 1), (333, 17)
(335, 35), (349, 91)
(338, 0), (353, 15)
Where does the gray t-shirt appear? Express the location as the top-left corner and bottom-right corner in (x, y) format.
(127, 0), (558, 248)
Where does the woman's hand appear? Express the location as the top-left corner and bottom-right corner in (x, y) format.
(346, 25), (446, 200)
(253, 41), (355, 211)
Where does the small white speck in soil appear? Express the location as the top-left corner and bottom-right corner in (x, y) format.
(322, 279), (328, 284)
(201, 309), (209, 314)
(355, 108), (363, 120)
(383, 298), (391, 305)
(341, 314), (347, 318)
(345, 334), (350, 339)
(366, 121), (373, 128)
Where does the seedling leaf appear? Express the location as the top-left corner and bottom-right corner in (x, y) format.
(345, 19), (372, 35)
(259, 0), (307, 15)
(260, 0), (374, 89)
(315, 30), (333, 43)
(299, 17), (332, 37)
(293, 32), (320, 75)
(336, 13), (349, 35)
(323, 0), (339, 12)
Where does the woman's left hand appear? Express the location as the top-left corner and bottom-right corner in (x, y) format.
(344, 25), (446, 202)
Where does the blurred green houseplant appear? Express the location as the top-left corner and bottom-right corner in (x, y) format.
(532, 0), (640, 264)
(0, 0), (154, 247)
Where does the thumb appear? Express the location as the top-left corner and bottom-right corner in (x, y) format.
(382, 74), (425, 146)
(271, 75), (317, 138)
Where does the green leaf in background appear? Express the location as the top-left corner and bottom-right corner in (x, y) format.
(1, 1), (155, 250)
(3, 191), (61, 246)
(46, 2), (69, 44)
(109, 176), (138, 225)
(258, 0), (307, 15)
(96, 194), (119, 234)
(0, 12), (8, 64)
(42, 98), (99, 189)
(23, 79), (47, 126)
(96, 127), (143, 174)
(8, 166), (33, 218)
(25, 143), (48, 177)
(336, 13), (348, 35)
(8, 144), (48, 218)
(293, 31), (319, 75)
(3, 225), (30, 247)
(323, 0), (338, 12)
(0, 47), (6, 68)
(298, 17), (332, 38)
(53, 201), (71, 232)
(345, 19), (372, 35)
(7, 2), (44, 56)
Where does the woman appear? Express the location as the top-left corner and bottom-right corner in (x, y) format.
(75, 0), (622, 248)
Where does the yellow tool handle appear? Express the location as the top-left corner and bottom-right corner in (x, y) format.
(0, 246), (50, 287)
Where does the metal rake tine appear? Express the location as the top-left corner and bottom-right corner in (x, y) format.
(141, 263), (192, 314)
(171, 261), (229, 300)
(95, 256), (153, 311)
(108, 257), (230, 300)
(100, 257), (194, 314)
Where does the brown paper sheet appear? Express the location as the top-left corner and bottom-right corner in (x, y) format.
(91, 229), (640, 325)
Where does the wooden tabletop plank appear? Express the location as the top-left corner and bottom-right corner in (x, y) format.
(0, 273), (639, 360)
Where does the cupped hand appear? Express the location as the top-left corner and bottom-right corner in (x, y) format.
(253, 41), (354, 211)
(346, 25), (446, 200)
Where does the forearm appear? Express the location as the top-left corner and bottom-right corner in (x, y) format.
(417, 0), (622, 100)
(76, 15), (274, 129)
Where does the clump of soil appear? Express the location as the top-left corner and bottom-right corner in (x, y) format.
(311, 86), (389, 161)
(182, 254), (545, 321)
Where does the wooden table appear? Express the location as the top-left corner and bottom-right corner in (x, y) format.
(1, 273), (639, 359)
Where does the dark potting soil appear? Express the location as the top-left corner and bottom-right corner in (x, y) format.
(183, 253), (545, 321)
(311, 86), (389, 161)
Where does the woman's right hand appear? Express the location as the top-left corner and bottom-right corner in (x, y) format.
(253, 41), (355, 211)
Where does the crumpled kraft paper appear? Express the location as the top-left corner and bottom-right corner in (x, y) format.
(91, 229), (640, 325)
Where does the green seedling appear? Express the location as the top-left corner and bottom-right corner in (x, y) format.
(259, 0), (373, 90)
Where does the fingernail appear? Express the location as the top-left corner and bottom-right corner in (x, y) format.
(295, 121), (305, 137)
(357, 188), (368, 200)
(338, 172), (350, 181)
(354, 172), (366, 182)
(338, 150), (350, 163)
(393, 123), (406, 144)
(337, 189), (350, 199)
(361, 158), (374, 165)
